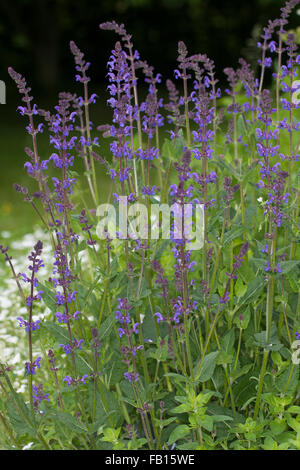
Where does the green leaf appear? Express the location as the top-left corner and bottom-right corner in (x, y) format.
(162, 137), (184, 162)
(98, 313), (116, 341)
(235, 277), (264, 311)
(39, 282), (57, 312)
(233, 306), (251, 329)
(279, 260), (300, 274)
(287, 273), (299, 293)
(212, 414), (234, 423)
(216, 350), (234, 365)
(223, 227), (244, 246)
(270, 418), (287, 436)
(276, 364), (299, 393)
(42, 322), (70, 344)
(120, 380), (135, 400)
(152, 239), (171, 260)
(221, 329), (235, 353)
(242, 164), (257, 185)
(105, 354), (127, 386)
(261, 436), (279, 450)
(287, 406), (300, 414)
(233, 371), (257, 407)
(212, 158), (238, 179)
(153, 416), (177, 428)
(197, 415), (214, 432)
(101, 427), (121, 443)
(88, 383), (114, 429)
(6, 396), (35, 437)
(287, 415), (300, 433)
(235, 278), (247, 298)
(163, 373), (187, 383)
(149, 337), (169, 362)
(171, 403), (190, 414)
(195, 351), (219, 382)
(168, 424), (190, 445)
(176, 442), (199, 450)
(230, 364), (252, 381)
(56, 411), (87, 434)
(251, 257), (267, 271)
(237, 114), (247, 138)
(207, 403), (243, 425)
(74, 351), (93, 375)
(80, 274), (102, 309)
(254, 323), (283, 351)
(141, 308), (158, 342)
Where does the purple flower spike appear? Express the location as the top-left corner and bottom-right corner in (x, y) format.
(124, 372), (139, 383)
(220, 291), (230, 304)
(63, 374), (89, 387)
(17, 317), (41, 332)
(32, 384), (49, 409)
(25, 357), (41, 375)
(154, 312), (165, 323)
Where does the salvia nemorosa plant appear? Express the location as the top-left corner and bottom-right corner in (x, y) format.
(1, 0), (300, 450)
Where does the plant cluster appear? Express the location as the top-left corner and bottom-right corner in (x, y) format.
(1, 0), (300, 451)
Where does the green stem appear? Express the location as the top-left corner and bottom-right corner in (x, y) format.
(195, 307), (221, 381)
(254, 225), (277, 419)
(0, 411), (22, 449)
(1, 366), (51, 449)
(253, 350), (269, 420)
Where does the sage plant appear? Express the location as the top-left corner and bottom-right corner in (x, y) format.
(1, 0), (300, 451)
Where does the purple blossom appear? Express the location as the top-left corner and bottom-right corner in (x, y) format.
(141, 185), (159, 196)
(32, 384), (49, 408)
(219, 242), (249, 305)
(154, 312), (165, 323)
(70, 41), (91, 84)
(60, 338), (84, 354)
(17, 317), (41, 332)
(220, 291), (230, 304)
(25, 357), (41, 375)
(124, 372), (139, 383)
(116, 298), (142, 379)
(265, 262), (282, 273)
(63, 374), (89, 386)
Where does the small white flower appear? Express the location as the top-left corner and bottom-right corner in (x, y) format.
(22, 442), (34, 450)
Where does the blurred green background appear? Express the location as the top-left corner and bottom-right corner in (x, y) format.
(0, 0), (298, 233)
